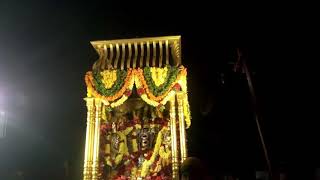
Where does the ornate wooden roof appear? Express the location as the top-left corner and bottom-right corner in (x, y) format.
(90, 36), (181, 71)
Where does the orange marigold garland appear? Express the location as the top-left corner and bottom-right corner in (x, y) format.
(134, 67), (187, 103)
(85, 69), (134, 102)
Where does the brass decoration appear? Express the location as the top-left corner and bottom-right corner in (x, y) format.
(152, 41), (156, 67)
(139, 42), (144, 67)
(159, 40), (163, 67)
(101, 45), (107, 70)
(146, 41), (150, 67)
(114, 43), (120, 69)
(171, 40), (181, 66)
(165, 40), (169, 65)
(91, 36), (181, 70)
(83, 98), (95, 180)
(133, 42), (138, 68)
(126, 43), (132, 69)
(109, 44), (114, 69)
(92, 98), (102, 180)
(120, 43), (126, 70)
(177, 92), (187, 163)
(170, 97), (179, 180)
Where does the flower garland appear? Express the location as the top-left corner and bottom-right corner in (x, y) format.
(131, 123), (141, 153)
(159, 145), (171, 160)
(183, 96), (191, 128)
(134, 71), (160, 107)
(176, 68), (191, 128)
(144, 66), (179, 96)
(140, 126), (168, 177)
(100, 70), (118, 89)
(85, 69), (134, 102)
(93, 69), (127, 96)
(136, 68), (176, 102)
(109, 74), (135, 108)
(105, 131), (129, 167)
(86, 67), (188, 108)
(150, 67), (168, 87)
(134, 70), (178, 107)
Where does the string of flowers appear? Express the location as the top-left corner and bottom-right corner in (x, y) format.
(105, 131), (129, 167)
(143, 66), (179, 96)
(93, 69), (127, 96)
(134, 71), (160, 107)
(85, 69), (134, 102)
(109, 73), (135, 108)
(136, 68), (176, 102)
(140, 126), (168, 177)
(176, 69), (191, 128)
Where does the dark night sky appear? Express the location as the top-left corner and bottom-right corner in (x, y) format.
(0, 1), (317, 179)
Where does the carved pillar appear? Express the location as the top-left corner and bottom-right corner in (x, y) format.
(83, 98), (95, 180)
(92, 98), (102, 180)
(177, 92), (188, 163)
(170, 97), (179, 180)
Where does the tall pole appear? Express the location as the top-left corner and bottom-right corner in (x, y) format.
(177, 92), (188, 163)
(92, 98), (102, 180)
(236, 48), (273, 178)
(84, 98), (95, 180)
(170, 96), (180, 180)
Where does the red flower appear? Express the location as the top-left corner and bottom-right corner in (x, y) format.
(106, 124), (112, 130)
(115, 175), (127, 180)
(100, 124), (108, 133)
(132, 118), (140, 125)
(144, 151), (152, 160)
(173, 83), (181, 91)
(137, 88), (145, 96)
(124, 89), (132, 97)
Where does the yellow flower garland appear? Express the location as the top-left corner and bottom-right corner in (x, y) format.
(85, 69), (134, 102)
(134, 70), (176, 107)
(86, 68), (190, 109)
(136, 68), (177, 102)
(159, 145), (171, 168)
(159, 146), (171, 159)
(140, 126), (168, 177)
(150, 67), (168, 86)
(131, 124), (141, 153)
(105, 131), (128, 167)
(100, 70), (117, 89)
(177, 69), (191, 128)
(183, 96), (191, 128)
(160, 90), (176, 105)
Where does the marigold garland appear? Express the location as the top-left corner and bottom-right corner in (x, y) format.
(176, 69), (191, 128)
(100, 70), (118, 89)
(140, 126), (168, 177)
(93, 69), (127, 96)
(144, 66), (179, 96)
(105, 131), (128, 167)
(159, 145), (171, 160)
(135, 67), (187, 103)
(86, 67), (188, 107)
(85, 69), (134, 102)
(136, 68), (177, 102)
(150, 67), (168, 86)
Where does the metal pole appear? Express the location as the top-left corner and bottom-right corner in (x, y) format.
(237, 48), (273, 178)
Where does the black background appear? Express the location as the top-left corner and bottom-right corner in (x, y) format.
(0, 1), (316, 179)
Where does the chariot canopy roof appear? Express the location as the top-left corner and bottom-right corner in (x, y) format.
(90, 36), (182, 71)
